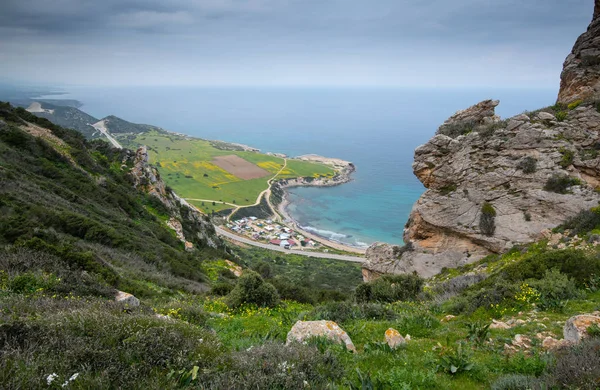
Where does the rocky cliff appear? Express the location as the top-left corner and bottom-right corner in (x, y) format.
(363, 6), (600, 280)
(557, 0), (600, 104)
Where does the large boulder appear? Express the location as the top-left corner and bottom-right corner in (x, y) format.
(564, 314), (600, 343)
(286, 320), (356, 352)
(384, 328), (406, 349)
(115, 291), (140, 307)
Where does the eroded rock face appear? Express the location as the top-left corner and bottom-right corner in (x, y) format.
(363, 7), (600, 280)
(557, 1), (600, 104)
(286, 320), (356, 352)
(364, 102), (600, 279)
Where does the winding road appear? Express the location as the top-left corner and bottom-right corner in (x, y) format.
(216, 227), (365, 263)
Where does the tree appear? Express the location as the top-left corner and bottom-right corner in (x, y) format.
(226, 270), (279, 308)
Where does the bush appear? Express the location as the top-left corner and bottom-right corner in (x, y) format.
(502, 249), (600, 285)
(206, 342), (343, 389)
(544, 174), (581, 194)
(479, 202), (496, 236)
(516, 157), (537, 174)
(355, 273), (424, 303)
(559, 148), (575, 168)
(306, 301), (397, 324)
(528, 269), (582, 311)
(431, 273), (487, 302)
(556, 111), (568, 122)
(226, 270), (279, 308)
(271, 277), (316, 304)
(491, 374), (538, 390)
(558, 208), (600, 236)
(210, 282), (234, 296)
(437, 120), (477, 138)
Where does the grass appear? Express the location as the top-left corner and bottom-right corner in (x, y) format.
(121, 131), (335, 213)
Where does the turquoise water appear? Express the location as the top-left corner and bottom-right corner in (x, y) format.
(39, 87), (557, 247)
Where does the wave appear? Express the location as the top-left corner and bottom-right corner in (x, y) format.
(299, 225), (350, 241)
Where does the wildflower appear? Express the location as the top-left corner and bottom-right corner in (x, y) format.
(47, 373), (58, 385)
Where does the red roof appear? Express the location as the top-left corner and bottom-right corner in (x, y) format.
(270, 240), (281, 245)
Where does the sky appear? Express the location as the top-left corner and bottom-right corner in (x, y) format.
(0, 0), (594, 88)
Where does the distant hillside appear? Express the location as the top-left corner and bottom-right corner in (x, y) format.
(0, 102), (229, 297)
(26, 101), (99, 138)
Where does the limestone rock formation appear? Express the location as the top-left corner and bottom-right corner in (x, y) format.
(286, 320), (356, 352)
(557, 0), (600, 104)
(115, 291), (140, 307)
(363, 5), (600, 280)
(564, 314), (600, 343)
(384, 328), (406, 349)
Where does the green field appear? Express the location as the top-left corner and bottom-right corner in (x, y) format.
(121, 131), (335, 213)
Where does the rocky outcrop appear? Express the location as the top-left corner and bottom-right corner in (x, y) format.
(564, 314), (600, 343)
(557, 1), (600, 104)
(363, 6), (600, 280)
(364, 101), (600, 279)
(130, 146), (224, 250)
(286, 320), (356, 352)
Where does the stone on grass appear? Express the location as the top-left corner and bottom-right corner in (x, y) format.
(490, 320), (510, 330)
(115, 291), (140, 307)
(564, 314), (600, 343)
(286, 320), (356, 352)
(384, 328), (406, 349)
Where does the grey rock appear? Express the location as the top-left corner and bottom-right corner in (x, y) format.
(564, 314), (600, 343)
(537, 112), (556, 121)
(115, 291), (140, 307)
(286, 320), (356, 352)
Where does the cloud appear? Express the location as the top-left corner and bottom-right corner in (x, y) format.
(0, 0), (594, 86)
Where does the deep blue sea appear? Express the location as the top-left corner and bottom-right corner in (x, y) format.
(39, 87), (557, 247)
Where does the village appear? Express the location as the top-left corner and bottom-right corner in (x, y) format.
(225, 217), (320, 250)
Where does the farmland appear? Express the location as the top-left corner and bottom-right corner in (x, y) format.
(119, 130), (335, 214)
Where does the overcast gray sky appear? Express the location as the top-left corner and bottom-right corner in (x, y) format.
(0, 0), (594, 87)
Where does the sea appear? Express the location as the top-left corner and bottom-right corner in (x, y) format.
(36, 86), (558, 248)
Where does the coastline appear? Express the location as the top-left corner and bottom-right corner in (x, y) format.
(277, 194), (367, 255)
(272, 159), (367, 255)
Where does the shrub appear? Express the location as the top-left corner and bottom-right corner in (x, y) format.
(355, 273), (424, 303)
(516, 157), (537, 174)
(271, 277), (316, 304)
(437, 120), (477, 138)
(558, 208), (600, 236)
(226, 270), (279, 308)
(542, 338), (600, 389)
(479, 202), (496, 236)
(587, 323), (600, 338)
(527, 269), (582, 311)
(491, 374), (538, 390)
(502, 249), (600, 285)
(559, 148), (575, 168)
(306, 301), (397, 324)
(431, 273), (487, 302)
(210, 282), (234, 296)
(206, 342), (343, 389)
(556, 111), (568, 122)
(544, 174), (581, 194)
(439, 183), (458, 195)
(568, 100), (583, 110)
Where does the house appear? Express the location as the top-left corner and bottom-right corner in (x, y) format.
(270, 239), (281, 246)
(249, 217), (258, 221)
(265, 226), (275, 232)
(279, 233), (291, 240)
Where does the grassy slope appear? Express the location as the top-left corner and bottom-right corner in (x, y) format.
(120, 130), (334, 213)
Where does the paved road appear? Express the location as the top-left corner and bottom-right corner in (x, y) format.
(216, 227), (365, 263)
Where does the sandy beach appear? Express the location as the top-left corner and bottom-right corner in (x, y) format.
(276, 195), (367, 255)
